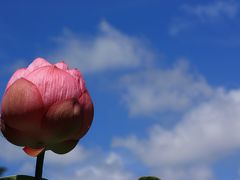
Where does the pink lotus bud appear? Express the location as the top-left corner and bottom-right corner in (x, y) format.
(0, 58), (94, 156)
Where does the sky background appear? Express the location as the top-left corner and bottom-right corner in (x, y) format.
(1, 1), (240, 180)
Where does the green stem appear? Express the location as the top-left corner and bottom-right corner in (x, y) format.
(35, 151), (45, 179)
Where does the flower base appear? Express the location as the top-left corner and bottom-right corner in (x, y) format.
(0, 175), (47, 180)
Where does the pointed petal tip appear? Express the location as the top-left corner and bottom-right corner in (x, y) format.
(34, 57), (48, 62)
(27, 58), (51, 72)
(55, 61), (68, 70)
(32, 57), (50, 65)
(23, 147), (45, 157)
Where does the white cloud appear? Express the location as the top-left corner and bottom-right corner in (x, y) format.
(74, 156), (134, 180)
(113, 88), (240, 179)
(169, 1), (239, 36)
(45, 145), (90, 166)
(2, 21), (155, 75)
(182, 1), (239, 21)
(157, 166), (214, 180)
(45, 151), (135, 180)
(120, 60), (213, 116)
(168, 18), (193, 37)
(41, 144), (136, 180)
(47, 21), (155, 74)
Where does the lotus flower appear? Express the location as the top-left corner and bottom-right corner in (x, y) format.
(0, 58), (94, 156)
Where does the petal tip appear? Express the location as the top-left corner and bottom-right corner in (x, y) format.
(55, 61), (68, 70)
(27, 58), (51, 72)
(23, 147), (45, 157)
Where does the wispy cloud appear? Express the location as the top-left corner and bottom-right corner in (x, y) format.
(182, 1), (239, 21)
(120, 60), (213, 116)
(169, 18), (194, 37)
(47, 21), (155, 74)
(169, 1), (239, 36)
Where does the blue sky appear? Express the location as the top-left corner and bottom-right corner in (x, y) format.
(1, 1), (240, 180)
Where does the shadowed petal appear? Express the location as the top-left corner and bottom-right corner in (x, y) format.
(1, 78), (45, 134)
(72, 91), (94, 140)
(1, 122), (44, 148)
(42, 98), (82, 143)
(25, 65), (80, 106)
(49, 140), (78, 154)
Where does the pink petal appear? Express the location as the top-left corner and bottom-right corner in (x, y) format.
(25, 65), (80, 106)
(1, 78), (45, 134)
(42, 98), (82, 144)
(6, 58), (51, 90)
(55, 61), (68, 70)
(67, 69), (86, 92)
(27, 57), (51, 73)
(71, 91), (94, 140)
(6, 68), (29, 90)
